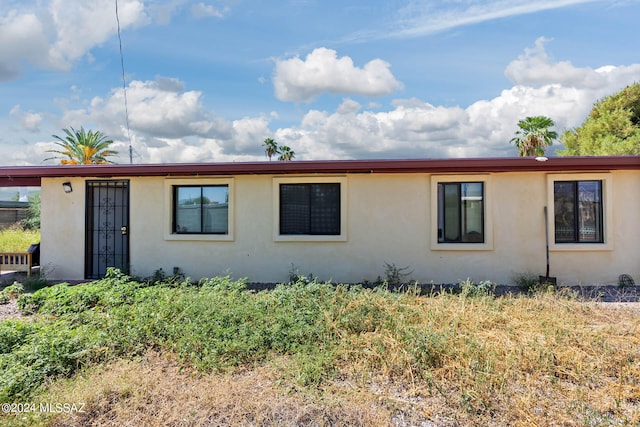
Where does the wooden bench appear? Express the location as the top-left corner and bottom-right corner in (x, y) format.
(0, 252), (33, 276)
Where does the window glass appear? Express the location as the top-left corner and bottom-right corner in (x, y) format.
(280, 183), (340, 235)
(461, 183), (484, 242)
(554, 180), (602, 243)
(554, 182), (576, 242)
(438, 182), (484, 243)
(578, 181), (602, 242)
(174, 185), (228, 234)
(443, 184), (460, 241)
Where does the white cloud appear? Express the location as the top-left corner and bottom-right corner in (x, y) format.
(191, 2), (228, 19)
(47, 76), (267, 164)
(505, 37), (603, 88)
(344, 0), (602, 42)
(285, 99), (469, 159)
(148, 0), (232, 24)
(146, 0), (184, 25)
(273, 48), (404, 102)
(0, 11), (50, 80)
(506, 44), (640, 91)
(0, 0), (148, 80)
(10, 105), (43, 132)
(265, 40), (639, 160)
(8, 38), (639, 166)
(59, 77), (234, 142)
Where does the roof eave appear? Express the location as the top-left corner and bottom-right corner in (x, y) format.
(0, 156), (638, 185)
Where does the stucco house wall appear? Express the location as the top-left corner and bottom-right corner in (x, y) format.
(39, 166), (640, 285)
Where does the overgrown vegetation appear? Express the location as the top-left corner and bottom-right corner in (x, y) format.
(0, 227), (40, 252)
(0, 282), (24, 300)
(20, 192), (41, 230)
(1, 270), (639, 426)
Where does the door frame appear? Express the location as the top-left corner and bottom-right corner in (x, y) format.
(84, 180), (130, 279)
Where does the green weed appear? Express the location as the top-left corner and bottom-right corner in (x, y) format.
(383, 262), (413, 285)
(459, 278), (496, 297)
(1, 271), (639, 427)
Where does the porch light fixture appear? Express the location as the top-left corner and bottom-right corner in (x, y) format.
(535, 156), (549, 162)
(62, 182), (73, 193)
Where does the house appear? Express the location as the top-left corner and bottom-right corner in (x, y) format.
(0, 200), (29, 229)
(1, 156), (638, 285)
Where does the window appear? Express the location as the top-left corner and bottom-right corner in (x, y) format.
(279, 183), (340, 235)
(173, 185), (229, 234)
(437, 182), (484, 243)
(553, 180), (603, 243)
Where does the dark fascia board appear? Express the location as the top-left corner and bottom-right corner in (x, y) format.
(1, 156), (639, 186)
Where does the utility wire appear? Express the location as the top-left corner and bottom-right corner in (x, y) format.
(115, 0), (133, 164)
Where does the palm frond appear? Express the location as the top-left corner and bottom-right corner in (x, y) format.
(47, 126), (118, 165)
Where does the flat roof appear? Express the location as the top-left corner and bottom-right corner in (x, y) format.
(1, 156), (639, 187)
(0, 201), (29, 208)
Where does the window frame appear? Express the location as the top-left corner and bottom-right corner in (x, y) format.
(273, 176), (347, 242)
(173, 184), (230, 235)
(430, 175), (493, 251)
(164, 178), (234, 241)
(437, 181), (485, 244)
(547, 173), (613, 251)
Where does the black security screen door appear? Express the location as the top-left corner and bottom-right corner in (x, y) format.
(85, 180), (130, 279)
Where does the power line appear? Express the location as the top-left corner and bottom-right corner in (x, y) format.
(115, 0), (133, 164)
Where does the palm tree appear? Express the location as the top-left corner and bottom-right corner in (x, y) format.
(510, 116), (558, 157)
(277, 145), (295, 161)
(47, 127), (118, 164)
(262, 138), (279, 161)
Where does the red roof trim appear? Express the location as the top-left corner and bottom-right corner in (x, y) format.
(1, 156), (639, 186)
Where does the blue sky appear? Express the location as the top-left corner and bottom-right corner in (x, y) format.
(1, 0), (639, 171)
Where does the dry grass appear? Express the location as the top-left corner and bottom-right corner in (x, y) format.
(12, 352), (390, 427)
(3, 290), (640, 426)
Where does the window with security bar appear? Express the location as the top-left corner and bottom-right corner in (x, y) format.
(279, 183), (340, 235)
(553, 180), (603, 243)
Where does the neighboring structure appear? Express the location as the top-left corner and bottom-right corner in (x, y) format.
(0, 201), (29, 229)
(1, 156), (638, 285)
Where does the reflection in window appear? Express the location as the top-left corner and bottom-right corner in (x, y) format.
(554, 180), (603, 243)
(437, 182), (484, 243)
(174, 185), (229, 234)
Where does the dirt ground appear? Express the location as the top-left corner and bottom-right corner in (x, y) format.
(0, 298), (25, 321)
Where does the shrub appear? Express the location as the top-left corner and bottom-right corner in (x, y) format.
(513, 272), (543, 293)
(459, 278), (495, 297)
(513, 272), (557, 294)
(17, 268), (150, 315)
(21, 272), (50, 293)
(383, 262), (413, 286)
(1, 282), (24, 298)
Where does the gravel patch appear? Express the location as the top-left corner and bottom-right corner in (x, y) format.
(0, 298), (26, 321)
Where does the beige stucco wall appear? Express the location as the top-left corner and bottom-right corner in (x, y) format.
(40, 170), (640, 285)
(40, 177), (87, 279)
